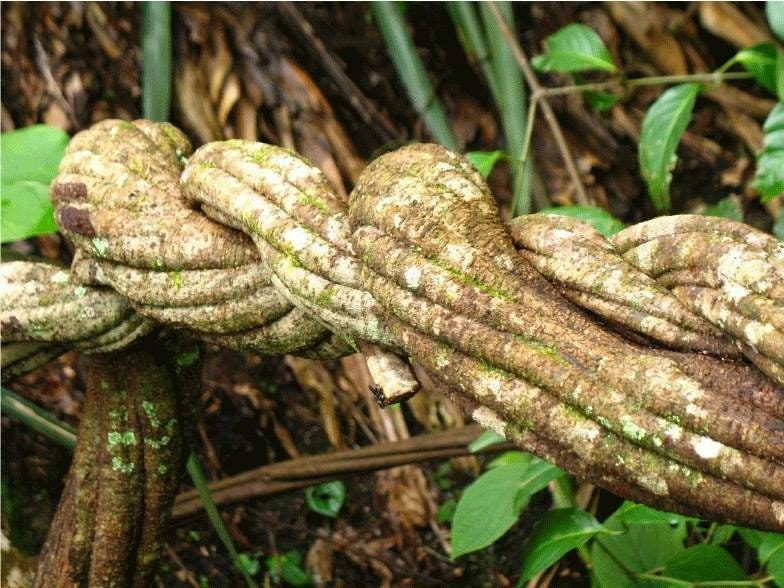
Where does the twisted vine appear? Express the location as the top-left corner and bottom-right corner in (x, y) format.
(2, 120), (783, 537)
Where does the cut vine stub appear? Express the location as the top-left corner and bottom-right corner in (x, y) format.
(33, 334), (201, 588)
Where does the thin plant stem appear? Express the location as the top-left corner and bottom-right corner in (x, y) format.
(487, 1), (590, 206)
(1, 385), (76, 450)
(142, 1), (172, 122)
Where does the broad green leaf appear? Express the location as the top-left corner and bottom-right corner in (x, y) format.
(733, 42), (781, 98)
(537, 205), (626, 237)
(708, 524), (738, 545)
(741, 528), (784, 586)
(468, 429), (506, 452)
(769, 546), (784, 588)
(591, 503), (686, 588)
(768, 1), (784, 41)
(235, 552), (261, 577)
(754, 102), (784, 201)
(702, 196), (743, 221)
(1, 125), (69, 242)
(466, 150), (505, 178)
(520, 508), (605, 581)
(608, 501), (688, 527)
(266, 550), (313, 587)
(305, 480), (346, 518)
(1, 181), (59, 242)
(639, 83), (701, 211)
(661, 545), (746, 583)
(450, 459), (563, 558)
(487, 451), (532, 469)
(532, 24), (617, 73)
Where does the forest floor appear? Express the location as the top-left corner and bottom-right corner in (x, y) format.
(1, 2), (780, 586)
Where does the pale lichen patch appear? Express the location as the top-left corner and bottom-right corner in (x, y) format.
(404, 266), (422, 289)
(692, 436), (722, 459)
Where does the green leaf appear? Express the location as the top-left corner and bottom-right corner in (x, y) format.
(1, 125), (69, 242)
(532, 24), (617, 73)
(702, 196), (744, 221)
(468, 429), (506, 452)
(304, 480), (346, 518)
(639, 83), (701, 211)
(708, 524), (737, 545)
(450, 459), (563, 558)
(734, 42), (781, 97)
(662, 545), (746, 583)
(585, 90), (620, 112)
(537, 205), (626, 237)
(754, 102), (784, 201)
(236, 552), (262, 577)
(768, 1), (784, 41)
(520, 508), (605, 581)
(266, 551), (313, 587)
(436, 498), (457, 524)
(591, 503), (686, 588)
(487, 451), (533, 469)
(466, 150), (505, 178)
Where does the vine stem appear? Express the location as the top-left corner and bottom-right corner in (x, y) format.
(488, 0), (756, 206)
(487, 1), (590, 206)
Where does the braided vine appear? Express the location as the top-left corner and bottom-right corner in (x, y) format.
(2, 119), (782, 531)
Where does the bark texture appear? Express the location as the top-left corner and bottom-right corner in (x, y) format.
(2, 119), (783, 532)
(33, 335), (200, 588)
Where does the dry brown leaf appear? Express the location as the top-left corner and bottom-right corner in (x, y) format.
(174, 54), (223, 143)
(286, 357), (344, 450)
(217, 71), (241, 126)
(699, 2), (770, 49)
(305, 538), (333, 586)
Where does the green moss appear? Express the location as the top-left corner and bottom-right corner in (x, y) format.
(312, 287), (335, 308)
(176, 349), (200, 369)
(111, 456), (135, 474)
(168, 271), (184, 290)
(429, 256), (516, 302)
(141, 400), (161, 428)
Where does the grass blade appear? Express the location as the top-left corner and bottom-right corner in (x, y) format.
(142, 1), (172, 122)
(186, 454), (257, 587)
(1, 385), (76, 450)
(372, 2), (459, 150)
(480, 2), (533, 215)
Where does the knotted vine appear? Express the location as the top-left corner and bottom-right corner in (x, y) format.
(1, 119), (782, 585)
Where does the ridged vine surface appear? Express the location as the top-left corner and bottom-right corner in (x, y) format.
(1, 119), (782, 531)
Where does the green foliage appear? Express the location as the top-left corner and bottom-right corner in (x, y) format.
(662, 545), (746, 583)
(304, 480), (346, 518)
(754, 102), (784, 201)
(519, 508), (605, 581)
(591, 504), (688, 587)
(702, 196), (744, 222)
(728, 42), (783, 99)
(450, 452), (562, 558)
(1, 125), (68, 242)
(466, 150), (506, 179)
(266, 550), (313, 586)
(638, 83), (701, 211)
(236, 552), (262, 577)
(768, 1), (784, 41)
(467, 428), (506, 452)
(531, 24), (617, 73)
(537, 205), (626, 237)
